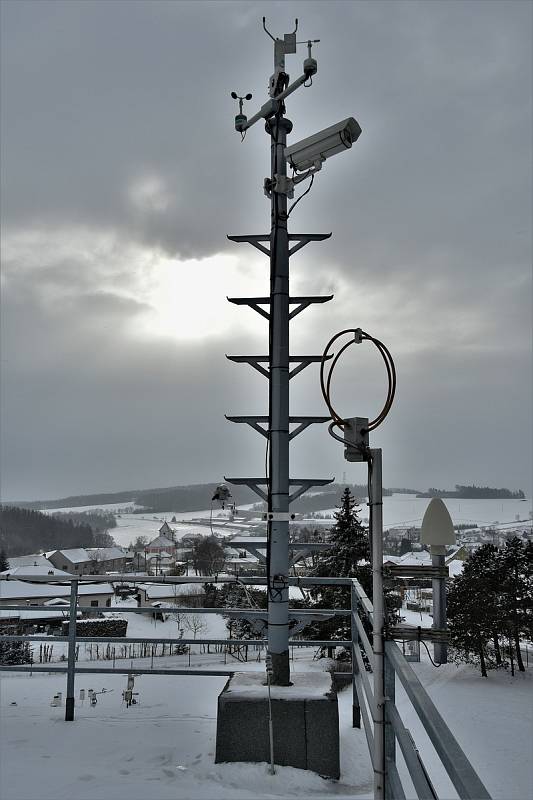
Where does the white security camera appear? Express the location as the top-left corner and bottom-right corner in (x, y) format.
(284, 117), (362, 172)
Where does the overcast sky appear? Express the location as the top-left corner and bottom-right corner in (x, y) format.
(1, 0), (531, 502)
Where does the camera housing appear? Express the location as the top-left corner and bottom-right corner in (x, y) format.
(284, 117), (362, 172)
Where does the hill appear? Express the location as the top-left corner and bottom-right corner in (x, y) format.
(0, 506), (100, 558)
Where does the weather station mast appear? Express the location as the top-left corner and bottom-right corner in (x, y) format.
(225, 18), (362, 686)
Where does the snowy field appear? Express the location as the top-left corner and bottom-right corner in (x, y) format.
(0, 652), (373, 800)
(43, 496), (532, 551)
(1, 599), (532, 800)
(319, 495), (531, 530)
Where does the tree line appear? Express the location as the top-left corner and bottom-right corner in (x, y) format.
(0, 506), (111, 558)
(419, 484), (525, 499)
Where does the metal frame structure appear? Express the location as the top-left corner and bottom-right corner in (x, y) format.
(225, 18), (355, 686)
(0, 573), (491, 799)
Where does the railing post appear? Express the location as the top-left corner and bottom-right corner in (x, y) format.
(350, 582), (361, 728)
(431, 548), (448, 663)
(370, 448), (385, 800)
(65, 579), (78, 721)
(384, 652), (396, 797)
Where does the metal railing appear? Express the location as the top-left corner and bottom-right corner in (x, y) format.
(0, 572), (491, 799)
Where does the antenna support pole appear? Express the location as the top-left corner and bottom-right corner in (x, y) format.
(266, 107), (293, 685)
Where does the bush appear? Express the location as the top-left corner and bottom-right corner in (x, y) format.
(61, 618), (128, 637)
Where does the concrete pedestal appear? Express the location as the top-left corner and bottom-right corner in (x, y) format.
(215, 671), (339, 779)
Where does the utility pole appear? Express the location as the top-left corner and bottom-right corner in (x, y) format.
(265, 31), (293, 688)
(226, 19), (361, 685)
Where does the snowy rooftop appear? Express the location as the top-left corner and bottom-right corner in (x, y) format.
(6, 554), (56, 570)
(146, 534), (175, 549)
(0, 581), (114, 600)
(53, 548), (91, 563)
(0, 566), (72, 577)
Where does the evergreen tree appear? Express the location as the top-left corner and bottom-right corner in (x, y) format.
(0, 637), (32, 665)
(448, 544), (502, 677)
(498, 537), (530, 672)
(0, 549), (9, 572)
(306, 489), (372, 646)
(191, 536), (225, 575)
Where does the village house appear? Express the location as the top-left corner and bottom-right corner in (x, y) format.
(47, 548), (93, 575)
(136, 582), (205, 607)
(4, 554), (60, 572)
(0, 579), (114, 610)
(85, 546), (131, 573)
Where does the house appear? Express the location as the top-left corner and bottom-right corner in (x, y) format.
(144, 529), (179, 575)
(144, 533), (177, 559)
(85, 547), (131, 573)
(144, 551), (175, 575)
(48, 549), (93, 575)
(4, 554), (59, 572)
(136, 582), (205, 608)
(0, 580), (114, 611)
(1, 565), (72, 578)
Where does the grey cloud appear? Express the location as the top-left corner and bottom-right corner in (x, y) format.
(1, 0), (531, 499)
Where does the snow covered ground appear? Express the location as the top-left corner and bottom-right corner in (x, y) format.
(1, 618), (532, 800)
(109, 510), (250, 548)
(0, 656), (373, 800)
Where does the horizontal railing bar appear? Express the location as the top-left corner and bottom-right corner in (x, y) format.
(0, 574), (357, 587)
(386, 698), (437, 799)
(354, 670), (374, 763)
(385, 641), (491, 800)
(0, 635), (350, 647)
(353, 642), (374, 712)
(0, 665), (234, 676)
(0, 605), (350, 616)
(353, 611), (374, 669)
(386, 758), (407, 800)
(385, 565), (448, 579)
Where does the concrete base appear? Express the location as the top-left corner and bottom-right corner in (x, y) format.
(215, 671), (339, 779)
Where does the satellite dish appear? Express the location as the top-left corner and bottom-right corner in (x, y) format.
(420, 498), (456, 547)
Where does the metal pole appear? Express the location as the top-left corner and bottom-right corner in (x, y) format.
(384, 652), (396, 798)
(370, 449), (385, 799)
(351, 583), (361, 728)
(266, 45), (292, 686)
(431, 547), (447, 663)
(65, 579), (78, 721)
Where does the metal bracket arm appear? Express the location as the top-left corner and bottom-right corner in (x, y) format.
(224, 477), (268, 503)
(227, 295), (333, 322)
(226, 355), (331, 380)
(288, 478), (334, 504)
(225, 356), (270, 379)
(226, 415), (330, 440)
(227, 233), (331, 259)
(289, 295), (333, 319)
(225, 477), (334, 505)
